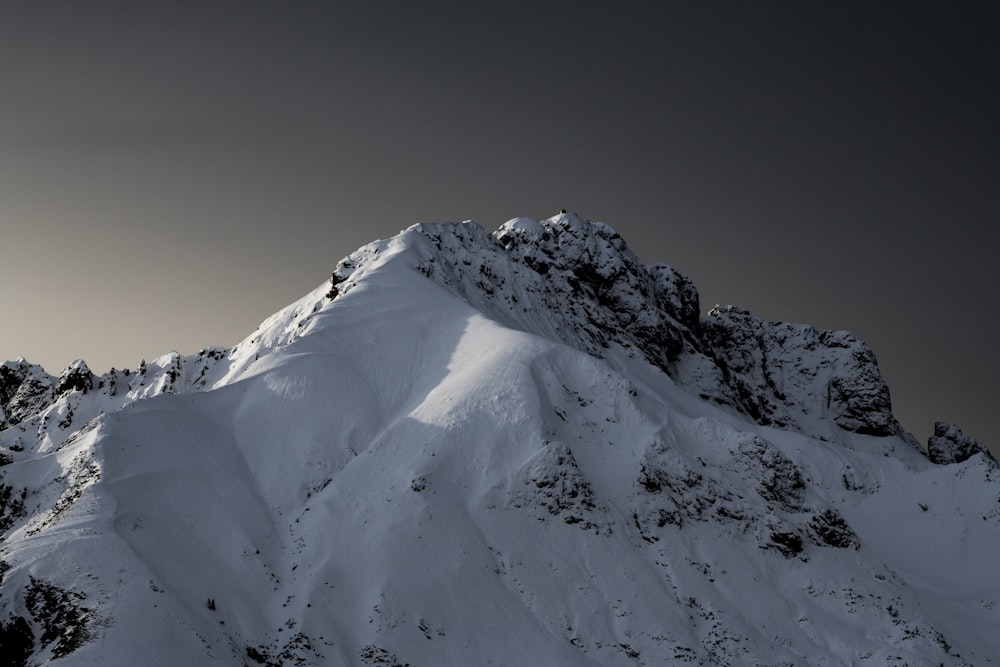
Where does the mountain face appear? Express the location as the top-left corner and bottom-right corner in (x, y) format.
(0, 213), (996, 666)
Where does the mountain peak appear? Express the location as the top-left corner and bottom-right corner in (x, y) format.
(380, 215), (902, 444)
(1, 214), (996, 665)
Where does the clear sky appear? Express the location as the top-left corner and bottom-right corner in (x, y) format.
(1, 2), (997, 449)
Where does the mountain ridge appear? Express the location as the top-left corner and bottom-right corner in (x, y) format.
(0, 213), (996, 665)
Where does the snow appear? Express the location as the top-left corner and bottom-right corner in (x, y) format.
(0, 214), (997, 665)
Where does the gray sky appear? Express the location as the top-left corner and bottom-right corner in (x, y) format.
(1, 2), (997, 449)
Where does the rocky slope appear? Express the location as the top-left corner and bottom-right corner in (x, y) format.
(0, 213), (995, 666)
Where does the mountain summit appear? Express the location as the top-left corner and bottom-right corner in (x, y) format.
(1, 213), (996, 666)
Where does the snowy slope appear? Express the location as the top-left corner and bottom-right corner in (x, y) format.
(1, 214), (997, 666)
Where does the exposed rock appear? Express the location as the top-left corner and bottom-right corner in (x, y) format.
(0, 361), (30, 409)
(56, 360), (94, 396)
(633, 455), (747, 535)
(416, 214), (702, 374)
(24, 578), (94, 660)
(927, 421), (994, 465)
(0, 615), (33, 667)
(736, 436), (808, 512)
(767, 531), (804, 558)
(4, 364), (55, 427)
(511, 440), (605, 532)
(696, 306), (897, 437)
(808, 509), (860, 549)
(0, 484), (27, 537)
(359, 644), (411, 667)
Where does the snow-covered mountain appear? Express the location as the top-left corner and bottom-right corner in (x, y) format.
(1, 213), (996, 666)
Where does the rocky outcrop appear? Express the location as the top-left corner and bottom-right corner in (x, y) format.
(409, 214), (702, 374)
(927, 421), (993, 465)
(510, 440), (606, 533)
(56, 360), (94, 396)
(0, 361), (55, 428)
(632, 434), (861, 557)
(696, 306), (897, 437)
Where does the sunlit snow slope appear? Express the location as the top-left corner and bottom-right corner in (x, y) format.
(1, 213), (997, 666)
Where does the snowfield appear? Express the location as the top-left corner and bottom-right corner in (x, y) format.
(1, 213), (997, 665)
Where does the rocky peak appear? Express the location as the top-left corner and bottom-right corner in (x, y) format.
(56, 360), (94, 396)
(0, 360), (34, 408)
(395, 213), (901, 442)
(0, 360), (56, 428)
(927, 421), (993, 465)
(403, 213), (702, 377)
(492, 213), (703, 361)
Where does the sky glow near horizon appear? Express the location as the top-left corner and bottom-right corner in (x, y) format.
(1, 2), (997, 448)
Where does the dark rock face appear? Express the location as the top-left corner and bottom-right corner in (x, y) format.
(511, 441), (605, 532)
(24, 578), (93, 659)
(823, 344), (896, 436)
(808, 509), (860, 549)
(695, 306), (897, 437)
(0, 361), (55, 427)
(0, 363), (26, 408)
(56, 361), (94, 396)
(737, 435), (807, 513)
(768, 531), (804, 558)
(927, 422), (994, 465)
(634, 456), (743, 532)
(0, 614), (33, 667)
(414, 215), (702, 375)
(0, 484), (28, 537)
(0, 577), (95, 666)
(632, 434), (863, 559)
